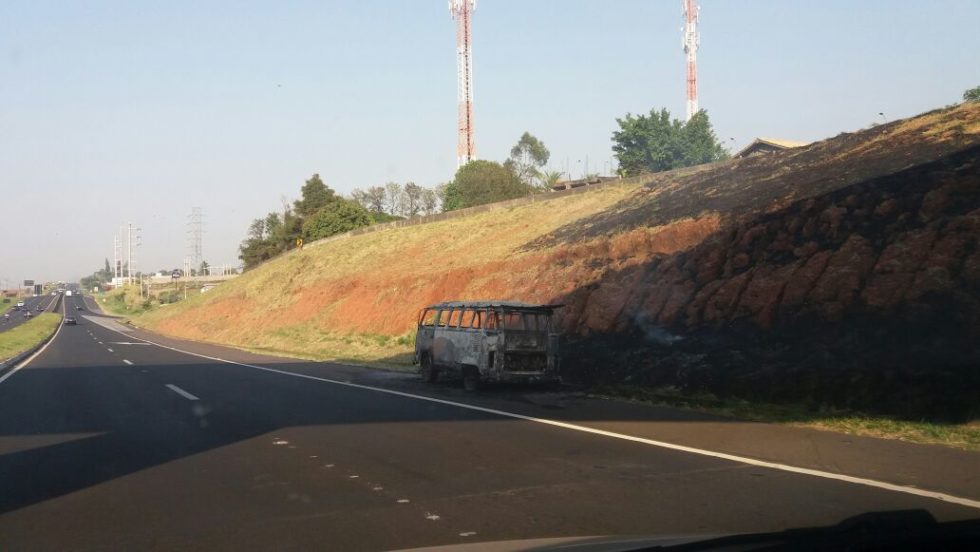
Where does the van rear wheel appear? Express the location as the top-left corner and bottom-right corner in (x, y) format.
(462, 366), (481, 392)
(420, 354), (438, 383)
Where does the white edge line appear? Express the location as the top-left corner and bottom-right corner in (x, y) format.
(0, 297), (66, 385)
(39, 322), (980, 511)
(165, 383), (199, 401)
(122, 359), (133, 365)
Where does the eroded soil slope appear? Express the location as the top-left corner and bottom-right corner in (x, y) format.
(138, 103), (980, 417)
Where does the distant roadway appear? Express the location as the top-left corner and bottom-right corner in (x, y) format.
(0, 295), (978, 550)
(0, 293), (59, 335)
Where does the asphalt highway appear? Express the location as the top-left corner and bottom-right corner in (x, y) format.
(0, 293), (59, 335)
(0, 303), (978, 550)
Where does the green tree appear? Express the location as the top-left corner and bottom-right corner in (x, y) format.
(678, 111), (729, 166)
(448, 160), (531, 210)
(540, 170), (565, 189)
(437, 182), (462, 212)
(964, 86), (980, 102)
(503, 132), (550, 187)
(247, 218), (265, 241)
(240, 211), (297, 269)
(199, 260), (210, 275)
(302, 199), (371, 240)
(612, 108), (727, 176)
(293, 174), (337, 218)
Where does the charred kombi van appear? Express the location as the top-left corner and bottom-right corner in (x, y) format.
(414, 301), (561, 390)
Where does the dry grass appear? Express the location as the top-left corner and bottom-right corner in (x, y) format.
(594, 384), (980, 451)
(0, 313), (61, 363)
(133, 182), (646, 361)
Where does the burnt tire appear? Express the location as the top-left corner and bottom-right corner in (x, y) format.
(420, 354), (438, 383)
(462, 366), (481, 392)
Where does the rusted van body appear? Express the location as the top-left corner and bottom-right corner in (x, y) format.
(414, 301), (561, 390)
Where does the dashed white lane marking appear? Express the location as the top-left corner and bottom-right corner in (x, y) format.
(348, 475), (360, 479)
(324, 464), (335, 468)
(425, 512), (441, 521)
(165, 384), (199, 401)
(98, 341), (103, 345)
(122, 359), (133, 365)
(272, 439), (289, 446)
(459, 532), (477, 537)
(371, 485), (384, 491)
(106, 348), (114, 353)
(94, 325), (980, 511)
(397, 499), (410, 504)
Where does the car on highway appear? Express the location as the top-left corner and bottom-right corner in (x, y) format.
(23, 311), (31, 318)
(16, 301), (25, 308)
(63, 317), (77, 325)
(77, 305), (84, 311)
(414, 301), (562, 390)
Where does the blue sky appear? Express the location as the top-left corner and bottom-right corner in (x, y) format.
(1, 0), (978, 283)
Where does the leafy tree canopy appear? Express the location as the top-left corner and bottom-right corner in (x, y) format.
(301, 199), (371, 240)
(293, 174), (337, 218)
(504, 132), (550, 187)
(612, 108), (728, 177)
(964, 86), (980, 102)
(446, 160), (531, 211)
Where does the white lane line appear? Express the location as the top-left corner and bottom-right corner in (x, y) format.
(122, 359), (133, 365)
(93, 326), (980, 511)
(106, 348), (114, 353)
(165, 384), (199, 401)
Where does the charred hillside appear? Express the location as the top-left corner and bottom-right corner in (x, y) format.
(136, 103), (980, 419)
(557, 110), (980, 421)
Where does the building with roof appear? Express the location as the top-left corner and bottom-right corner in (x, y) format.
(734, 137), (811, 159)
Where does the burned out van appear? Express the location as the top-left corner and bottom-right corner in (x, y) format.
(414, 301), (561, 390)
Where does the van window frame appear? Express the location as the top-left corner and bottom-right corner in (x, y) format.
(419, 308), (437, 327)
(434, 309), (450, 327)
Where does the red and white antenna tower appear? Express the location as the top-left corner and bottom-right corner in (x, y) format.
(682, 0), (700, 121)
(450, 0), (476, 167)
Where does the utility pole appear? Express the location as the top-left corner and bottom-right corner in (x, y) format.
(126, 223), (141, 285)
(113, 233), (120, 283)
(187, 207), (204, 273)
(682, 0), (700, 121)
(450, 0), (476, 167)
(127, 223), (133, 285)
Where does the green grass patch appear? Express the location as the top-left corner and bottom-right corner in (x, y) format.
(0, 312), (62, 363)
(593, 384), (980, 451)
(97, 283), (195, 317)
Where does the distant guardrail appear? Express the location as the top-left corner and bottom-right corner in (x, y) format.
(148, 274), (240, 285)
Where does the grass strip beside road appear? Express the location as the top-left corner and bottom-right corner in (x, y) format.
(594, 384), (980, 452)
(0, 312), (62, 364)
